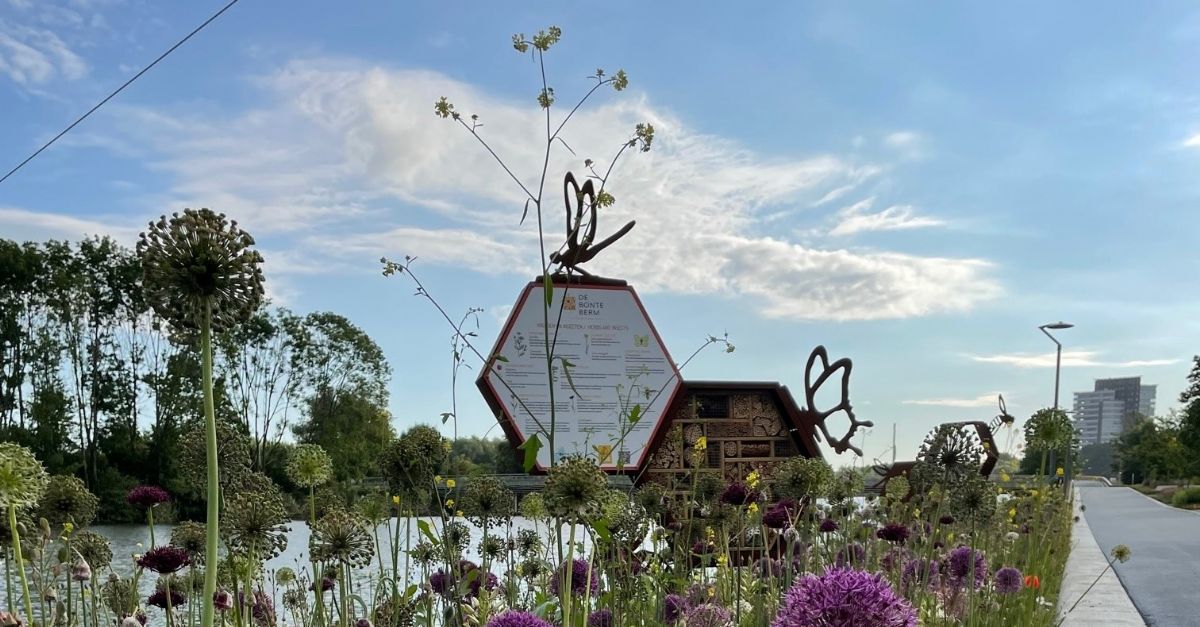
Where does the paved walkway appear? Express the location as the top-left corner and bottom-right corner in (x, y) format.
(1079, 485), (1200, 626)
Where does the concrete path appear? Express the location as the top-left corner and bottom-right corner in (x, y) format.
(1058, 485), (1143, 626)
(1078, 484), (1200, 626)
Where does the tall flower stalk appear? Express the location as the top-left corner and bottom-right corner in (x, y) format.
(0, 443), (49, 624)
(138, 209), (264, 627)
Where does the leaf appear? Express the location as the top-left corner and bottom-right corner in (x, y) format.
(403, 584), (418, 601)
(628, 403), (642, 425)
(494, 354), (510, 363)
(543, 273), (554, 307)
(591, 518), (611, 541)
(521, 199), (532, 225)
(417, 519), (440, 546)
(520, 433), (543, 472)
(558, 356), (586, 401)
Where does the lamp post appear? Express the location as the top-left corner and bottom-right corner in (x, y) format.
(1040, 321), (1074, 492)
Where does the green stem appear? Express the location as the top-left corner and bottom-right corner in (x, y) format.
(310, 485), (326, 627)
(149, 507), (156, 548)
(563, 523), (576, 627)
(4, 553), (13, 618)
(9, 505), (35, 627)
(200, 302), (220, 627)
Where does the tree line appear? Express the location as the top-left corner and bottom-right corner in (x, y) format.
(0, 236), (519, 523)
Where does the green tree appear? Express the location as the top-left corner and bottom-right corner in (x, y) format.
(1114, 414), (1188, 484)
(1178, 355), (1200, 477)
(294, 387), (394, 482)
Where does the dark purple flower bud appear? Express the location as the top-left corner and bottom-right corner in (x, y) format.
(551, 559), (598, 597)
(213, 590), (233, 611)
(126, 486), (171, 509)
(818, 518), (839, 533)
(876, 522), (910, 544)
(938, 515), (955, 525)
(355, 619), (373, 627)
(719, 482), (757, 506)
(137, 546), (191, 574)
(147, 589), (187, 608)
(762, 499), (797, 529)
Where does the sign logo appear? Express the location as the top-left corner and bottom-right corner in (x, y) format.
(633, 334), (649, 348)
(563, 296), (577, 310)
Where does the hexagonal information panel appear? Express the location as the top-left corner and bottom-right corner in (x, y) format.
(478, 280), (682, 471)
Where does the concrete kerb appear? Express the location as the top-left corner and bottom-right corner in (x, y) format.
(1057, 486), (1145, 626)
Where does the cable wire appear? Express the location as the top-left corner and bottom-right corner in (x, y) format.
(0, 0), (243, 186)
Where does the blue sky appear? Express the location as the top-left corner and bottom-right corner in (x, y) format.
(2, 0), (1198, 468)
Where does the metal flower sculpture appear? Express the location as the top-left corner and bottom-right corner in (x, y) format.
(137, 208), (264, 627)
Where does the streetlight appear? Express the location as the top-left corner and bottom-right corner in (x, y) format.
(1039, 321), (1074, 492)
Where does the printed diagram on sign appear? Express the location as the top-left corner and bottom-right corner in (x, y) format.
(634, 334), (649, 348)
(513, 332), (528, 357)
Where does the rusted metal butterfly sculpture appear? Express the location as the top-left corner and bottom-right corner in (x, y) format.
(796, 346), (873, 456)
(549, 172), (636, 276)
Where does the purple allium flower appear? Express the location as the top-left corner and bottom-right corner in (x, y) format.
(147, 589), (187, 608)
(431, 560), (497, 598)
(771, 567), (917, 627)
(901, 558), (940, 590)
(880, 547), (910, 571)
(685, 603), (733, 627)
(310, 576), (335, 593)
(213, 590), (233, 611)
(876, 523), (910, 544)
(126, 485), (171, 509)
(664, 593), (687, 624)
(834, 543), (866, 568)
(691, 540), (716, 556)
(552, 558), (598, 597)
(720, 481), (757, 506)
(137, 546), (191, 574)
(818, 518), (839, 533)
(755, 556), (784, 578)
(588, 608), (614, 627)
(945, 546), (988, 589)
(485, 610), (554, 627)
(355, 619), (373, 627)
(763, 499), (797, 529)
(994, 566), (1023, 594)
(938, 515), (955, 525)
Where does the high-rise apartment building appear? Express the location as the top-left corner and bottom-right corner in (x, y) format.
(1072, 377), (1156, 445)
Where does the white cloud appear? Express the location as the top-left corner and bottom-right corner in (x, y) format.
(903, 392), (1004, 408)
(969, 350), (1179, 369)
(1184, 133), (1200, 148)
(81, 58), (998, 321)
(829, 198), (945, 236)
(0, 19), (88, 85)
(883, 131), (927, 159)
(0, 206), (137, 241)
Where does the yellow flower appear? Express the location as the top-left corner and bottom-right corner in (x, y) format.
(434, 475), (443, 484)
(747, 502), (759, 514)
(1029, 489), (1039, 498)
(705, 527), (715, 541)
(443, 441), (452, 452)
(1056, 467), (1064, 477)
(456, 510), (464, 517)
(694, 436), (708, 451)
(1000, 472), (1011, 482)
(392, 495), (401, 505)
(946, 532), (955, 544)
(1008, 508), (1017, 520)
(716, 553), (729, 568)
(63, 522), (74, 534)
(746, 470), (760, 489)
(446, 499), (455, 508)
(446, 478), (457, 489)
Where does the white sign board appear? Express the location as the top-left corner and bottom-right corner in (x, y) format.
(481, 282), (681, 470)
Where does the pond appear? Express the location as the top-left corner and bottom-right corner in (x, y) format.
(1, 516), (601, 607)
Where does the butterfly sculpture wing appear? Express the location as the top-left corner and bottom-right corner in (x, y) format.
(801, 345), (873, 456)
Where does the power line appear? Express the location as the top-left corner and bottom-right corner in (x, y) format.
(0, 0), (243, 186)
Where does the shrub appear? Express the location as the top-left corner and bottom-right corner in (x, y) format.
(1171, 486), (1200, 507)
